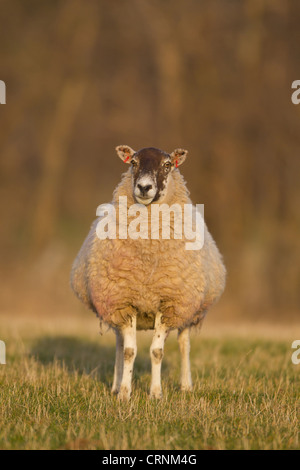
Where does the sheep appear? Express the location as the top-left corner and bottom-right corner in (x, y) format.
(70, 145), (226, 400)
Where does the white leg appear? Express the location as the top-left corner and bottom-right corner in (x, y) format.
(119, 316), (137, 401)
(178, 327), (193, 391)
(150, 313), (169, 399)
(111, 329), (124, 394)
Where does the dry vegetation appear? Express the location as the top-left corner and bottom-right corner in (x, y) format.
(0, 313), (299, 450)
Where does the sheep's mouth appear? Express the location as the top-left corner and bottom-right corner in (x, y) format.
(134, 195), (154, 205)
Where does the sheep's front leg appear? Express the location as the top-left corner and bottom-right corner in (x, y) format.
(111, 328), (124, 395)
(178, 327), (192, 391)
(118, 316), (137, 401)
(150, 313), (169, 399)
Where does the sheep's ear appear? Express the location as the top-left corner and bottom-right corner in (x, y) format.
(116, 145), (136, 163)
(170, 148), (188, 167)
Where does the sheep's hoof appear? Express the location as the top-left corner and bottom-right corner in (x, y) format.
(111, 387), (119, 395)
(118, 386), (131, 401)
(150, 387), (163, 399)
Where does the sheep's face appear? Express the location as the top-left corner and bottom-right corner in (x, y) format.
(116, 146), (188, 205)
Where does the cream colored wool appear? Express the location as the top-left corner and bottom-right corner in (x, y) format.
(71, 168), (226, 331)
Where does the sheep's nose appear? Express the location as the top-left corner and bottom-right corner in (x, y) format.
(137, 184), (152, 196)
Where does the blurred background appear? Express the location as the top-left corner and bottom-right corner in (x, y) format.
(0, 0), (299, 323)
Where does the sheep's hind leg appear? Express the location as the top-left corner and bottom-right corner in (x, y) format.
(111, 329), (124, 395)
(118, 316), (137, 401)
(178, 327), (193, 391)
(150, 312), (169, 399)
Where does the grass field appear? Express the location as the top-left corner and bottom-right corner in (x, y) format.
(0, 313), (299, 450)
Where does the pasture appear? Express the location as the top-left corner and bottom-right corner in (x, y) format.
(0, 313), (298, 450)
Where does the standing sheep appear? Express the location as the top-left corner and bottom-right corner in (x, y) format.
(71, 146), (226, 400)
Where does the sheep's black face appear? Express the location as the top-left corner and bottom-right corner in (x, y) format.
(116, 145), (188, 205)
(131, 148), (172, 205)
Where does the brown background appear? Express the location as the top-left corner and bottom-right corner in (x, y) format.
(0, 0), (299, 322)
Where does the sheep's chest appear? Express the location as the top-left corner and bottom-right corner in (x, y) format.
(98, 237), (201, 325)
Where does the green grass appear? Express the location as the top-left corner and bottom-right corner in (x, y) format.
(0, 315), (299, 450)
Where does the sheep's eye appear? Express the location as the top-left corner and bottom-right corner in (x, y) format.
(164, 162), (171, 170)
(131, 160), (137, 167)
